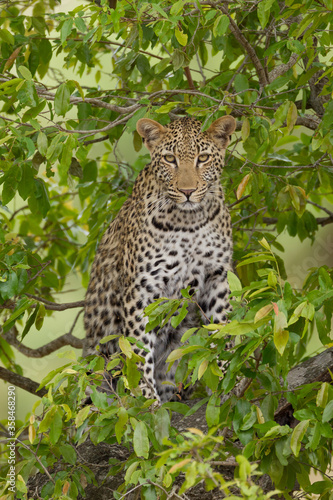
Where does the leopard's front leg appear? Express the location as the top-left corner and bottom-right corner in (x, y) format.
(198, 266), (233, 377)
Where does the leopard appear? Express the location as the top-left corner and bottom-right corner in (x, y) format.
(83, 115), (236, 403)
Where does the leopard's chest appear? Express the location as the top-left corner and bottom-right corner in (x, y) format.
(137, 220), (230, 297)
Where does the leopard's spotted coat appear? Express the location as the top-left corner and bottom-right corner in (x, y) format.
(84, 116), (236, 402)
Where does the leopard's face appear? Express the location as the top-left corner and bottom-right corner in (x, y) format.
(137, 116), (236, 210)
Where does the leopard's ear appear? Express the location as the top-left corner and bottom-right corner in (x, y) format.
(207, 115), (236, 150)
(136, 118), (166, 151)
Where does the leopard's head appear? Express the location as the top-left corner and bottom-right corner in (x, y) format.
(136, 116), (236, 210)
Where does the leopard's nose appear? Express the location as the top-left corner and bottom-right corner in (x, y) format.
(179, 188), (196, 199)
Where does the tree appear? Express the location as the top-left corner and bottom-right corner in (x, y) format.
(0, 0), (333, 498)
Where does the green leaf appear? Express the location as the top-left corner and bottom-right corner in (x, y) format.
(0, 28), (15, 45)
(49, 409), (63, 445)
(273, 310), (289, 355)
(75, 406), (90, 427)
(154, 408), (170, 442)
(170, 302), (188, 328)
(59, 444), (77, 465)
(21, 305), (39, 340)
(37, 132), (48, 156)
(237, 254), (276, 267)
(290, 420), (309, 457)
(162, 402), (189, 415)
(61, 18), (73, 44)
(307, 480), (333, 494)
(2, 298), (32, 332)
(74, 16), (87, 33)
(271, 101), (290, 131)
(172, 49), (188, 71)
(115, 407), (128, 443)
(227, 271), (242, 293)
(308, 421), (321, 451)
(126, 107), (147, 132)
(18, 164), (35, 201)
(206, 394), (220, 427)
(119, 336), (133, 358)
(54, 83), (71, 116)
(90, 386), (109, 410)
(30, 179), (50, 217)
(0, 272), (18, 300)
(133, 421), (149, 459)
(18, 65), (32, 81)
(59, 134), (76, 182)
(322, 400), (333, 423)
(170, 0), (185, 15)
(316, 382), (329, 408)
(125, 461), (140, 485)
(213, 14), (230, 36)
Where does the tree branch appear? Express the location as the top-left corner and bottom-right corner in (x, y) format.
(0, 367), (47, 397)
(262, 214), (333, 227)
(218, 5), (268, 86)
(25, 294), (85, 311)
(3, 329), (83, 357)
(268, 53), (299, 83)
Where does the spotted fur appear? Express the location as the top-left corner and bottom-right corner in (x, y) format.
(83, 116), (236, 402)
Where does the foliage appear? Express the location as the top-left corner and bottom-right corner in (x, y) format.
(0, 0), (333, 498)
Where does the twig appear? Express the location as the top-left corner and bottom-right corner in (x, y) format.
(16, 439), (55, 483)
(228, 193), (252, 208)
(26, 260), (51, 284)
(147, 480), (188, 499)
(231, 207), (267, 227)
(307, 200), (333, 217)
(25, 294), (85, 311)
(83, 135), (110, 145)
(237, 350), (262, 398)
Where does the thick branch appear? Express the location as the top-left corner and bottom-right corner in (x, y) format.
(295, 115), (321, 130)
(0, 367), (47, 397)
(275, 347), (333, 425)
(268, 53), (299, 83)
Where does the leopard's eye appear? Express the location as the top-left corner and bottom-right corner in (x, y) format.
(198, 154), (210, 163)
(164, 154), (176, 163)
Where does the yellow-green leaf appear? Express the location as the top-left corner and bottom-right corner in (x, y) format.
(28, 423), (36, 444)
(18, 65), (32, 81)
(258, 237), (271, 251)
(133, 421), (149, 458)
(316, 382), (329, 408)
(254, 303), (273, 323)
(198, 359), (209, 380)
(291, 420), (309, 457)
(115, 407), (128, 443)
(119, 336), (132, 358)
(274, 310), (289, 355)
(175, 27), (188, 46)
(75, 406), (90, 427)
